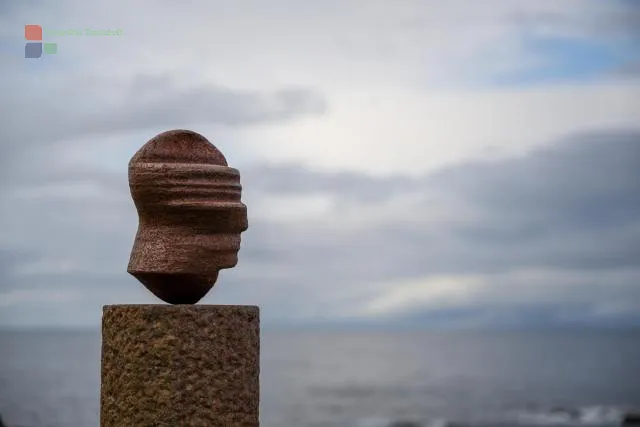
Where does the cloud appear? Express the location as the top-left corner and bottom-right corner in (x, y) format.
(3, 1), (638, 85)
(503, 1), (640, 39)
(239, 75), (640, 175)
(354, 268), (640, 327)
(1, 129), (638, 327)
(0, 71), (327, 152)
(1, 0), (638, 328)
(610, 60), (640, 79)
(2, 1), (639, 176)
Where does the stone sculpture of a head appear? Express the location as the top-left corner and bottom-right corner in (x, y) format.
(127, 130), (248, 304)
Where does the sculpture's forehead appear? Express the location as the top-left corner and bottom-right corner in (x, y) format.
(130, 129), (228, 166)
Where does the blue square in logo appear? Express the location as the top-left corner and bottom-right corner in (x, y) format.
(25, 42), (42, 58)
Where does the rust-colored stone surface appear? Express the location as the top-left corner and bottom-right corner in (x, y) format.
(100, 304), (260, 427)
(127, 130), (248, 304)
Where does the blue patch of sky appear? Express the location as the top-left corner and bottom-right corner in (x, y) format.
(488, 35), (640, 87)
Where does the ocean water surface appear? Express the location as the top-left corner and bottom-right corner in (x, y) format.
(0, 329), (639, 427)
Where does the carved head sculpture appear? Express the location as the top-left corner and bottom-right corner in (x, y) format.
(127, 130), (248, 304)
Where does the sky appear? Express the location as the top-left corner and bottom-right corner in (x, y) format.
(0, 0), (639, 329)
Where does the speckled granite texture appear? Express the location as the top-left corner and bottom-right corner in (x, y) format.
(100, 305), (259, 427)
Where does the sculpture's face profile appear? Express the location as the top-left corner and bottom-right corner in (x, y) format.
(127, 130), (248, 304)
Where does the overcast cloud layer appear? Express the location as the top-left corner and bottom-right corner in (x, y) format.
(0, 0), (639, 328)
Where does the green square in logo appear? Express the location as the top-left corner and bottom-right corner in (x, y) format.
(43, 42), (57, 54)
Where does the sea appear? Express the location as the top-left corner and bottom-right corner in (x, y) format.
(1, 329), (639, 427)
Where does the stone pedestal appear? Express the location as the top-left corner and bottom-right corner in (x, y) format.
(100, 305), (259, 427)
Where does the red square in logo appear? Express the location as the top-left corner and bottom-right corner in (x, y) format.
(25, 25), (42, 41)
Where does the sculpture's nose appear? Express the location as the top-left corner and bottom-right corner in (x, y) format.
(127, 129), (248, 304)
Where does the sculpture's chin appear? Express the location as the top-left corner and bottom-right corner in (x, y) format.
(131, 272), (219, 304)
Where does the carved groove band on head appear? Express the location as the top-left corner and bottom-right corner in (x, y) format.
(127, 130), (248, 304)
